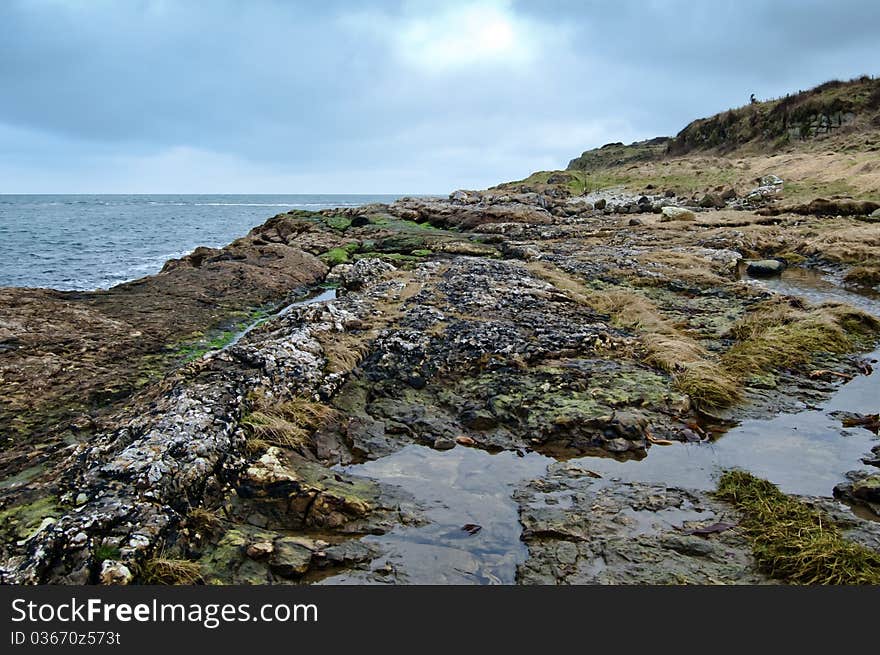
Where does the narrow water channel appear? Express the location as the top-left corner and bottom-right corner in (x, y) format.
(222, 286), (338, 351)
(320, 267), (880, 584)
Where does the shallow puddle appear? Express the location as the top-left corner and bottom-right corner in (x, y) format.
(322, 446), (549, 584)
(318, 267), (880, 584)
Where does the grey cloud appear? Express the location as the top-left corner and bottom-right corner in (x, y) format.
(0, 0), (877, 192)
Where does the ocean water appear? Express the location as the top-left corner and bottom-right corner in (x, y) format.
(0, 194), (407, 290)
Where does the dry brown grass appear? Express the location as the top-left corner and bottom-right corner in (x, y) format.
(313, 270), (431, 374)
(241, 391), (337, 451)
(796, 223), (880, 265)
(139, 557), (203, 585)
(844, 265), (880, 285)
(723, 298), (879, 377)
(635, 250), (730, 288)
(319, 335), (373, 374)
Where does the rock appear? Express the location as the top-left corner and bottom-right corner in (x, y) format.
(759, 174), (784, 187)
(721, 187), (737, 201)
(660, 206), (696, 222)
(246, 541), (274, 559)
(834, 471), (880, 515)
(699, 193), (725, 209)
(515, 470), (769, 585)
(459, 409), (498, 431)
(594, 198), (607, 210)
(546, 173), (574, 185)
(269, 537), (313, 577)
(871, 208), (880, 218)
(628, 218), (643, 226)
(99, 560), (133, 585)
(606, 411), (649, 441)
(340, 258), (396, 290)
(746, 259), (785, 277)
(851, 475), (880, 503)
(664, 189), (677, 198)
(432, 437), (456, 451)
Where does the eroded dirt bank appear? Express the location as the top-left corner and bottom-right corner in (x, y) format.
(2, 187), (879, 584)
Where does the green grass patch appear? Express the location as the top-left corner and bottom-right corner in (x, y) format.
(319, 243), (360, 266)
(95, 544), (122, 562)
(716, 470), (880, 584)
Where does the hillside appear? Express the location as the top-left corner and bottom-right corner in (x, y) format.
(498, 76), (880, 202)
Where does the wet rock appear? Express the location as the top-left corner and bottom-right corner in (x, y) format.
(594, 199), (607, 210)
(834, 471), (880, 516)
(746, 259), (785, 276)
(269, 537), (313, 578)
(515, 466), (769, 584)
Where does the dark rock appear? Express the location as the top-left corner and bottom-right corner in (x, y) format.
(699, 193), (725, 209)
(628, 218), (643, 226)
(433, 437), (456, 451)
(269, 538), (313, 578)
(594, 198), (607, 210)
(746, 259), (785, 277)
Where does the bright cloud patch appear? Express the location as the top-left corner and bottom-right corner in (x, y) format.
(345, 2), (562, 73)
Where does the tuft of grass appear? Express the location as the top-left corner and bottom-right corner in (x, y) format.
(723, 299), (879, 377)
(139, 557), (204, 585)
(673, 360), (741, 409)
(241, 392), (336, 451)
(716, 470), (880, 585)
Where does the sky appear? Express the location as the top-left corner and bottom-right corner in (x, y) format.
(0, 0), (878, 194)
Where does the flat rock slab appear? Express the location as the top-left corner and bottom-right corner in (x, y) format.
(515, 464), (772, 585)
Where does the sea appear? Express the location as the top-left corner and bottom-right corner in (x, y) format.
(0, 194), (410, 291)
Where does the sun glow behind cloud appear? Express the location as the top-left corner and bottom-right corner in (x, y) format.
(345, 2), (558, 73)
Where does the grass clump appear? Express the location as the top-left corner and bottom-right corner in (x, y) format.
(139, 557), (204, 585)
(241, 391), (336, 451)
(716, 470), (880, 585)
(723, 299), (880, 377)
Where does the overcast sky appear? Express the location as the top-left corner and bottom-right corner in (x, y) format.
(1, 0), (877, 194)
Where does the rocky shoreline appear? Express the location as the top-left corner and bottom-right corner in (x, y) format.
(2, 182), (880, 584)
